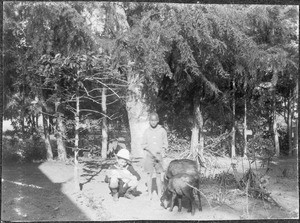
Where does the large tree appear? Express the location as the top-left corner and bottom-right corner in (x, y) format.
(3, 2), (96, 160)
(3, 2), (298, 162)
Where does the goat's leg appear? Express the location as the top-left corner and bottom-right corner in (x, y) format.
(197, 190), (202, 211)
(187, 189), (196, 215)
(177, 195), (182, 212)
(169, 192), (177, 212)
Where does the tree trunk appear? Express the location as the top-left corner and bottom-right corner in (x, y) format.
(191, 125), (199, 157)
(126, 77), (149, 157)
(293, 78), (299, 156)
(270, 72), (280, 156)
(287, 91), (293, 155)
(291, 97), (295, 155)
(31, 114), (36, 134)
(231, 79), (236, 158)
(38, 77), (52, 160)
(287, 96), (291, 155)
(55, 84), (67, 161)
(56, 112), (67, 161)
(49, 116), (54, 134)
(191, 91), (204, 159)
(21, 108), (25, 137)
(101, 87), (108, 159)
(283, 99), (288, 124)
(273, 113), (280, 157)
(74, 85), (80, 165)
(42, 112), (53, 160)
(126, 98), (149, 157)
(36, 114), (39, 128)
(243, 96), (247, 157)
(273, 89), (280, 157)
(294, 114), (298, 156)
(199, 126), (204, 157)
(122, 107), (131, 149)
(74, 85), (80, 190)
(21, 85), (25, 138)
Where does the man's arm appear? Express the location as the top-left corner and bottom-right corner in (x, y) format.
(141, 129), (148, 150)
(127, 165), (141, 180)
(141, 129), (149, 158)
(105, 165), (118, 182)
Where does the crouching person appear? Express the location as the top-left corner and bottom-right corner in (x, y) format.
(105, 148), (141, 201)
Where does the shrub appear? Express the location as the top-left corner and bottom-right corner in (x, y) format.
(166, 131), (190, 157)
(2, 137), (24, 163)
(247, 132), (275, 158)
(23, 135), (48, 162)
(2, 133), (48, 163)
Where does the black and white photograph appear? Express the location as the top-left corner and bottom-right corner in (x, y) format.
(1, 1), (299, 221)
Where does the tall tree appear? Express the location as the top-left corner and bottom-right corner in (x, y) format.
(4, 2), (98, 160)
(244, 5), (299, 156)
(101, 87), (108, 159)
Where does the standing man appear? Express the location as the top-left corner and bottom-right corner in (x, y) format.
(142, 112), (168, 200)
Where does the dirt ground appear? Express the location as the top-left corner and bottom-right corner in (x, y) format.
(1, 156), (299, 221)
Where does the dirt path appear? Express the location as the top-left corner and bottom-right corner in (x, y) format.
(77, 160), (241, 221)
(1, 157), (298, 221)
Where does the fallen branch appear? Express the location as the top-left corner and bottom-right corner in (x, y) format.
(239, 169), (283, 209)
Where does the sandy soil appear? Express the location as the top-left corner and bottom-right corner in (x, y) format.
(1, 156), (298, 221)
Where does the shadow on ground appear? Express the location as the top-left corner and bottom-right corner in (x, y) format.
(1, 162), (90, 221)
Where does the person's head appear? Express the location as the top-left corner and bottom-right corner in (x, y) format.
(149, 112), (159, 128)
(116, 149), (130, 167)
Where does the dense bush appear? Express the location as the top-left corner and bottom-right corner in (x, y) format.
(2, 137), (23, 163)
(247, 132), (275, 159)
(166, 131), (190, 155)
(2, 133), (49, 163)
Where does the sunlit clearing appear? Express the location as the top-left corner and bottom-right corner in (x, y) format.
(38, 163), (73, 183)
(38, 163), (93, 220)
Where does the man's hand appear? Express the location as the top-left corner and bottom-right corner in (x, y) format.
(144, 148), (161, 163)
